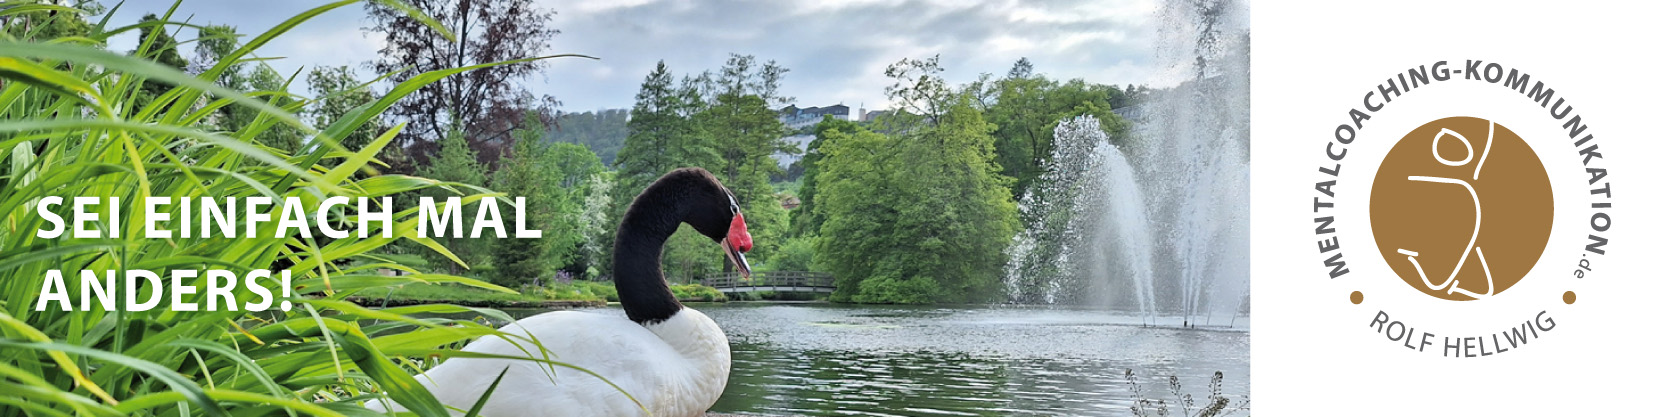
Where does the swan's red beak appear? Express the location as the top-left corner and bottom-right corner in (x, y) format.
(722, 213), (752, 278)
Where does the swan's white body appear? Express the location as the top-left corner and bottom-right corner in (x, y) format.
(371, 168), (747, 416)
(371, 308), (730, 417)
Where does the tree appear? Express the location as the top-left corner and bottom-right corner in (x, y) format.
(984, 58), (1136, 198)
(691, 92), (793, 264)
(548, 109), (629, 165)
(613, 62), (715, 206)
(685, 55), (794, 264)
(614, 61), (714, 190)
(767, 235), (817, 272)
(307, 65), (387, 152)
(604, 61), (716, 276)
(739, 188), (789, 269)
(364, 0), (561, 167)
(661, 225), (723, 282)
(696, 92), (789, 205)
(538, 140), (605, 268)
(491, 112), (604, 286)
(193, 24), (242, 84)
(573, 171), (615, 277)
(706, 54), (793, 108)
(131, 14), (190, 111)
(789, 116), (859, 237)
(240, 65), (307, 153)
(491, 114), (556, 285)
(416, 129), (490, 274)
(883, 55), (952, 124)
(606, 56), (798, 277)
(815, 96), (1018, 303)
(190, 24), (306, 153)
(2, 1), (102, 42)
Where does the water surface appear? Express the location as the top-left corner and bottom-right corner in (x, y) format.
(513, 303), (1248, 416)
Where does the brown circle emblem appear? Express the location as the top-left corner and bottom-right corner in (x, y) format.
(1369, 117), (1554, 301)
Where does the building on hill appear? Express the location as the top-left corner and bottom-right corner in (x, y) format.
(778, 104), (850, 131)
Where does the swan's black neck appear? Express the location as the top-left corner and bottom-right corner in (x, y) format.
(613, 183), (688, 325)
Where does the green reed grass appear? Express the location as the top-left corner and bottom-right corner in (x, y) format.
(0, 1), (622, 416)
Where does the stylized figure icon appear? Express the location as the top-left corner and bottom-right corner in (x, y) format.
(1398, 125), (1495, 299)
(1371, 117), (1552, 301)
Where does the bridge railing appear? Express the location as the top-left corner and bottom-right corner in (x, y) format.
(700, 271), (835, 289)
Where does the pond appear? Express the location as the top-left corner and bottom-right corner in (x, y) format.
(505, 303), (1249, 416)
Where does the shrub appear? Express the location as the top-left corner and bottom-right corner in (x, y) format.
(567, 280), (619, 302)
(669, 283), (727, 302)
(849, 273), (941, 304)
(764, 235), (817, 272)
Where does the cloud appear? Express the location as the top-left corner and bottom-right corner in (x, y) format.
(104, 0), (1162, 111)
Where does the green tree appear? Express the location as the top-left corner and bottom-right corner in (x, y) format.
(2, 1), (102, 42)
(687, 55), (794, 265)
(816, 97), (1018, 303)
(608, 61), (717, 276)
(192, 24), (306, 153)
(573, 171), (615, 276)
(491, 112), (604, 286)
(538, 140), (605, 267)
(131, 14), (190, 111)
(611, 56), (794, 278)
(549, 109), (629, 165)
(740, 191), (789, 268)
(307, 65), (386, 152)
(614, 61), (715, 197)
(661, 225), (724, 282)
(491, 115), (557, 285)
(692, 92), (791, 261)
(193, 24), (242, 84)
(767, 235), (818, 272)
(697, 92), (789, 205)
(882, 54), (952, 126)
(240, 65), (307, 152)
(417, 129), (490, 274)
(984, 58), (1135, 198)
(790, 116), (860, 237)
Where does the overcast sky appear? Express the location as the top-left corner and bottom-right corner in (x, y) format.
(105, 0), (1159, 112)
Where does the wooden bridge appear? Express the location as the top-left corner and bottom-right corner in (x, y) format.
(699, 271), (835, 294)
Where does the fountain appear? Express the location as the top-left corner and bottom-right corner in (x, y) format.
(1004, 0), (1249, 327)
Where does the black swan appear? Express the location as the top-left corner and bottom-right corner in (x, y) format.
(370, 167), (751, 416)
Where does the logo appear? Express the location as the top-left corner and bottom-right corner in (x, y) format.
(1307, 60), (1616, 358)
(1369, 117), (1553, 301)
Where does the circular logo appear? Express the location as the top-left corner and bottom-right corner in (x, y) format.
(1369, 116), (1554, 301)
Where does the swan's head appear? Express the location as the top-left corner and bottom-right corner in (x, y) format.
(667, 168), (754, 278)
